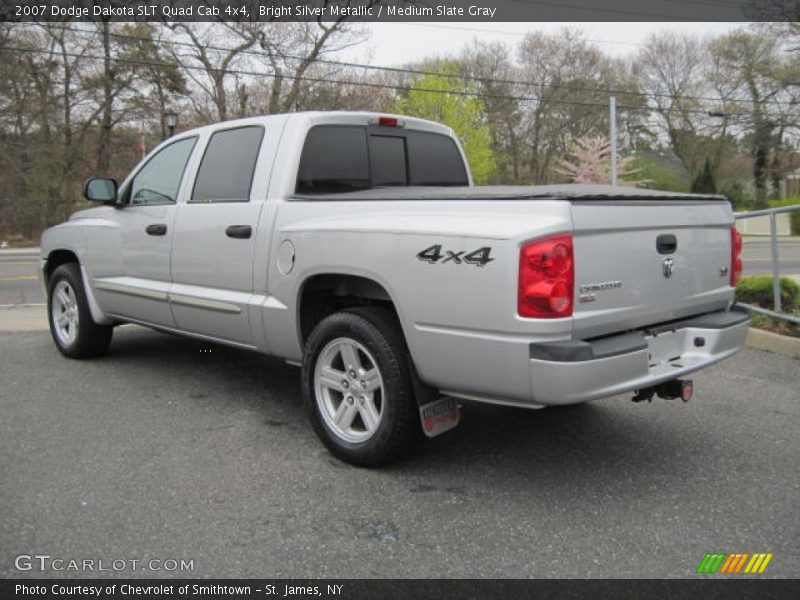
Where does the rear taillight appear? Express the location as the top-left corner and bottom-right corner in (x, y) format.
(518, 234), (574, 318)
(730, 226), (743, 286)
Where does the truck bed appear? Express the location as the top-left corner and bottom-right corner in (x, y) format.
(292, 184), (727, 203)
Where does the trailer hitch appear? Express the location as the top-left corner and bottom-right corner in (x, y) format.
(632, 379), (693, 403)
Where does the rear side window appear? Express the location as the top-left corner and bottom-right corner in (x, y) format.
(191, 126), (264, 203)
(297, 126), (370, 194)
(407, 131), (468, 186)
(296, 125), (468, 194)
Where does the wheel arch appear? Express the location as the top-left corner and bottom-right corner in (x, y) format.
(43, 248), (80, 285)
(297, 272), (405, 348)
(43, 248), (111, 325)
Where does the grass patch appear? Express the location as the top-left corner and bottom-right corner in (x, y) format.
(736, 275), (800, 338)
(749, 312), (800, 338)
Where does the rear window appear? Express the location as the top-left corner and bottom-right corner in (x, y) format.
(407, 131), (468, 186)
(296, 125), (468, 194)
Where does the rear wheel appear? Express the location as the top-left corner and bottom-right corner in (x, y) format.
(302, 307), (419, 466)
(47, 263), (112, 358)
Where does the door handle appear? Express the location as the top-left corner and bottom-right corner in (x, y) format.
(656, 234), (677, 255)
(225, 225), (252, 239)
(146, 223), (168, 236)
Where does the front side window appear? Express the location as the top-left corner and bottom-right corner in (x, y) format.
(295, 125), (468, 195)
(191, 126), (264, 203)
(127, 137), (197, 205)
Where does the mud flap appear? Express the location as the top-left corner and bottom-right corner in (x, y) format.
(419, 397), (461, 438)
(407, 354), (461, 438)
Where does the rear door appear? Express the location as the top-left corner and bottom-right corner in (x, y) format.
(570, 199), (734, 339)
(170, 125), (265, 346)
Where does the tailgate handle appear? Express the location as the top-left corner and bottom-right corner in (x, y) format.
(656, 234), (677, 254)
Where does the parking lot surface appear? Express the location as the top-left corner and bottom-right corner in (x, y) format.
(1, 327), (798, 578)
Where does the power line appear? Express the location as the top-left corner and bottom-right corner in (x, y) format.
(387, 23), (644, 46)
(36, 23), (800, 109)
(3, 43), (797, 121)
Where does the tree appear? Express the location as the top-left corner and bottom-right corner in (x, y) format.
(168, 22), (263, 122)
(461, 40), (523, 183)
(708, 30), (799, 208)
(170, 15), (371, 121)
(517, 29), (647, 184)
(555, 135), (643, 186)
(122, 24), (187, 140)
(394, 68), (496, 184)
(691, 158), (717, 193)
(636, 32), (719, 179)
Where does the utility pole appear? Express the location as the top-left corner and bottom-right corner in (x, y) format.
(610, 96), (617, 186)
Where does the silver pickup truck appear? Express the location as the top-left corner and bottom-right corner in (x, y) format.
(41, 111), (749, 465)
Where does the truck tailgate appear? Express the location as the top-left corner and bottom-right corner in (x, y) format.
(570, 200), (734, 339)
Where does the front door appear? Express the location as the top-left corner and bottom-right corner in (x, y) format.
(90, 136), (198, 326)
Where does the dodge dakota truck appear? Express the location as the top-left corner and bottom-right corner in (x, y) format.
(40, 111), (749, 465)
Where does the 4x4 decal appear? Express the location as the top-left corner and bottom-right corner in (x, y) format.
(416, 245), (493, 267)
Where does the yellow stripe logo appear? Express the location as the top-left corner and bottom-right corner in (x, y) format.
(697, 552), (773, 574)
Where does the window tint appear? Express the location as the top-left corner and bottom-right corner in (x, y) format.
(369, 135), (407, 186)
(191, 126), (264, 203)
(128, 137), (196, 205)
(297, 126), (370, 194)
(407, 131), (468, 186)
(295, 125), (468, 195)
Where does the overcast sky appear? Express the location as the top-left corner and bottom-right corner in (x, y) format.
(348, 22), (747, 65)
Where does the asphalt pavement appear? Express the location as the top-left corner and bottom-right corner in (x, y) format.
(1, 326), (798, 578)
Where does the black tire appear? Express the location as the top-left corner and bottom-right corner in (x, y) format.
(302, 307), (419, 466)
(47, 263), (113, 358)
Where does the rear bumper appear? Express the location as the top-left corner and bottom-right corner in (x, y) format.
(526, 306), (750, 405)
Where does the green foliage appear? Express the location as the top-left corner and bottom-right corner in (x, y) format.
(735, 275), (799, 311)
(768, 197), (800, 236)
(720, 182), (751, 211)
(394, 70), (496, 184)
(691, 158), (717, 194)
(632, 155), (690, 192)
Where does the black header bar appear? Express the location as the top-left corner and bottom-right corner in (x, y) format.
(2, 0), (796, 23)
(3, 578), (800, 600)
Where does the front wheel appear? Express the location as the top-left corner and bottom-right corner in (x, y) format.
(47, 263), (113, 358)
(302, 307), (419, 466)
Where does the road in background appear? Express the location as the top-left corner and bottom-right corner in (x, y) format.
(1, 328), (797, 578)
(2, 238), (798, 307)
(0, 249), (41, 305)
(742, 238), (800, 277)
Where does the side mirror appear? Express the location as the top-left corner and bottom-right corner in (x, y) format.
(84, 177), (118, 203)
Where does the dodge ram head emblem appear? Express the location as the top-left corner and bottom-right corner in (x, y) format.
(662, 257), (675, 278)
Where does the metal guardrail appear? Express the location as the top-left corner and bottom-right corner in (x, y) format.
(734, 204), (800, 325)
